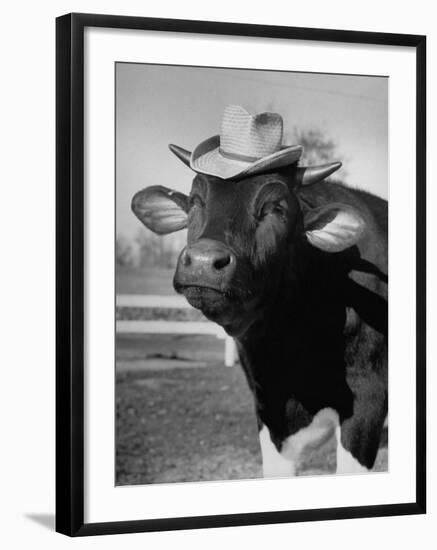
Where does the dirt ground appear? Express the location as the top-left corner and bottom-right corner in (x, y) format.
(115, 333), (388, 486)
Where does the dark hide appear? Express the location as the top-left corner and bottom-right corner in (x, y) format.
(132, 170), (388, 470)
(242, 180), (388, 468)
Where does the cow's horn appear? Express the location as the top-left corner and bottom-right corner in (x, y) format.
(296, 162), (342, 186)
(169, 144), (192, 167)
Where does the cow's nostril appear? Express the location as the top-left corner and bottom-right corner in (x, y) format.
(213, 254), (231, 271)
(181, 249), (192, 267)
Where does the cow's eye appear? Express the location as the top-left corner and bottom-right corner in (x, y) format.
(189, 194), (205, 209)
(259, 200), (288, 221)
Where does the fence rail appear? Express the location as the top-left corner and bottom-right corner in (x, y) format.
(116, 294), (237, 367)
(117, 294), (191, 309)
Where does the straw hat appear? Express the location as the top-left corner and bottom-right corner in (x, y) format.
(186, 105), (302, 180)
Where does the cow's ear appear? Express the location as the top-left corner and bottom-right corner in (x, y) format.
(131, 186), (189, 235)
(303, 203), (366, 252)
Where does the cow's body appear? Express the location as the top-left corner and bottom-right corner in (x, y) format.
(132, 154), (388, 476)
(237, 181), (387, 472)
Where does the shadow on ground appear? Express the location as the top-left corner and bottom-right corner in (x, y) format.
(25, 514), (55, 531)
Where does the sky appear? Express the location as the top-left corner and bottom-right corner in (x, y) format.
(116, 63), (388, 238)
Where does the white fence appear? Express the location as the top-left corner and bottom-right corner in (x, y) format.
(116, 294), (237, 367)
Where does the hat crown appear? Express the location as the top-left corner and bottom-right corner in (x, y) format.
(187, 104), (302, 180)
(220, 105), (284, 161)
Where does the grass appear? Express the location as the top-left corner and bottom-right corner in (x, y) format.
(115, 334), (388, 486)
(116, 266), (176, 295)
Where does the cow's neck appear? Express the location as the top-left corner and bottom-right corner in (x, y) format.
(241, 239), (312, 340)
(236, 246), (307, 372)
(235, 242), (349, 443)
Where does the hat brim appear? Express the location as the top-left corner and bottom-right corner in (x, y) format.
(190, 135), (303, 180)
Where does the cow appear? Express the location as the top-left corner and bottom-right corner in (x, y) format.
(131, 144), (388, 478)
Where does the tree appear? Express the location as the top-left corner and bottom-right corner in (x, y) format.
(134, 227), (183, 268)
(116, 234), (134, 267)
(291, 127), (338, 166)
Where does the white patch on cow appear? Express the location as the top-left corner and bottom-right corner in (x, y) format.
(259, 425), (296, 478)
(335, 426), (370, 475)
(281, 408), (339, 464)
(259, 408), (339, 478)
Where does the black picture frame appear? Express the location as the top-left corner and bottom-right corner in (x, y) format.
(56, 12), (426, 537)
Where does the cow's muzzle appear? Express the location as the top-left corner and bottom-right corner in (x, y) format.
(174, 239), (236, 295)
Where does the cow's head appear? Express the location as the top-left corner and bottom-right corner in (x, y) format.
(132, 146), (365, 336)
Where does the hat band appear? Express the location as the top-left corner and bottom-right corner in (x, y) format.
(219, 147), (261, 163)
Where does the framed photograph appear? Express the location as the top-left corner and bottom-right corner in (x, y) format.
(56, 13), (426, 536)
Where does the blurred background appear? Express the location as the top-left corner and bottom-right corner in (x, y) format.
(115, 63), (388, 485)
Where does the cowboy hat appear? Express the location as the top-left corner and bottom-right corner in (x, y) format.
(171, 104), (303, 180)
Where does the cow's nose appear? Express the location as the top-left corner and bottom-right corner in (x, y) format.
(181, 245), (232, 271)
(176, 239), (236, 288)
